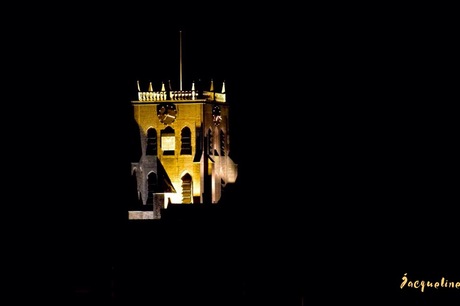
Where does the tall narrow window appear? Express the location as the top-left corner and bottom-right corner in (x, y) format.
(180, 127), (192, 155)
(220, 130), (226, 156)
(161, 126), (175, 155)
(193, 126), (203, 162)
(181, 173), (192, 204)
(146, 128), (157, 156)
(147, 172), (158, 204)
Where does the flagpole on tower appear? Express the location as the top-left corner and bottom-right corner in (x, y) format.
(179, 30), (183, 91)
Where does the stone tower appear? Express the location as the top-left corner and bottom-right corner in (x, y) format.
(128, 78), (238, 219)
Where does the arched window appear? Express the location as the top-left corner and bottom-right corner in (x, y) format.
(146, 128), (157, 156)
(147, 172), (158, 204)
(161, 126), (175, 155)
(180, 127), (192, 155)
(181, 173), (192, 204)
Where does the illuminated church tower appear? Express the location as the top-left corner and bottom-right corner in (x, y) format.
(128, 72), (238, 219)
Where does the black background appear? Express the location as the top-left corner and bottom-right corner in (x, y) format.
(5, 3), (458, 305)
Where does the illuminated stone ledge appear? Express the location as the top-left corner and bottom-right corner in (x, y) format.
(135, 91), (226, 103)
(128, 211), (156, 220)
(137, 90), (197, 101)
(136, 80), (226, 102)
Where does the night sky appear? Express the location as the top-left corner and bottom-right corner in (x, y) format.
(8, 4), (458, 305)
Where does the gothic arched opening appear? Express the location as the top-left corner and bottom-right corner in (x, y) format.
(181, 173), (192, 204)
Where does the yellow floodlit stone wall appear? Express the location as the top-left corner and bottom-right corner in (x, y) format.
(132, 100), (232, 205)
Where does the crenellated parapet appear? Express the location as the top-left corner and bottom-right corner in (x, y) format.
(135, 79), (226, 103)
(138, 90), (198, 101)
